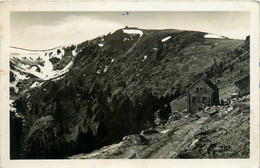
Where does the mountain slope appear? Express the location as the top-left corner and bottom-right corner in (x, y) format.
(10, 27), (249, 159)
(70, 95), (249, 159)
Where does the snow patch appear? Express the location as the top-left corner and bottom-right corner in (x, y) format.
(204, 34), (224, 39)
(142, 55), (148, 62)
(160, 129), (171, 134)
(98, 43), (104, 47)
(97, 70), (101, 74)
(111, 59), (115, 63)
(50, 48), (65, 59)
(30, 81), (43, 88)
(52, 75), (65, 82)
(10, 83), (19, 93)
(123, 29), (143, 37)
(161, 36), (171, 42)
(103, 65), (109, 73)
(72, 45), (78, 57)
(10, 70), (29, 93)
(10, 100), (16, 112)
(12, 70), (29, 80)
(31, 66), (38, 72)
(53, 59), (74, 78)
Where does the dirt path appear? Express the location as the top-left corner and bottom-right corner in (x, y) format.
(123, 36), (142, 57)
(69, 116), (210, 159)
(148, 116), (208, 158)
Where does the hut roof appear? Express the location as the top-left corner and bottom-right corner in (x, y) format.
(187, 78), (219, 92)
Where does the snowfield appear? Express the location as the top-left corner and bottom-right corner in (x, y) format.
(10, 45), (78, 81)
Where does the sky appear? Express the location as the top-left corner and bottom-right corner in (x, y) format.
(10, 12), (249, 50)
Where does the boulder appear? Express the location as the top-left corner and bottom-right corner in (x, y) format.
(122, 134), (147, 145)
(140, 129), (159, 136)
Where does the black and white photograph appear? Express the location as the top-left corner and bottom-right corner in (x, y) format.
(0, 1), (259, 168)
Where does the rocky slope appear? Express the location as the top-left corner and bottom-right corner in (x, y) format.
(10, 27), (249, 159)
(70, 95), (249, 159)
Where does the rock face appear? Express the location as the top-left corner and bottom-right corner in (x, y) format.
(10, 28), (249, 159)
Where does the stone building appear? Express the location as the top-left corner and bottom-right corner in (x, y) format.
(187, 78), (219, 114)
(234, 75), (250, 97)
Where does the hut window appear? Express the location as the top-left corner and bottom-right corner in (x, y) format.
(192, 97), (197, 102)
(202, 97), (208, 102)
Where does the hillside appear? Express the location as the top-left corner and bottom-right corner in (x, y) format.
(10, 27), (249, 159)
(70, 95), (249, 159)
